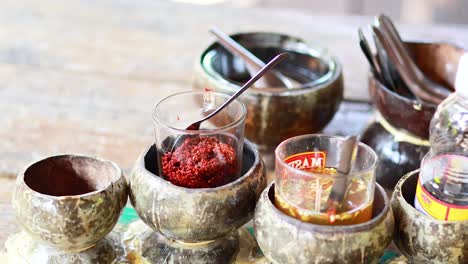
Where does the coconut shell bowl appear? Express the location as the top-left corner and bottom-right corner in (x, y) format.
(361, 41), (465, 191)
(193, 32), (343, 170)
(391, 170), (468, 264)
(9, 154), (128, 261)
(254, 183), (394, 264)
(128, 139), (266, 263)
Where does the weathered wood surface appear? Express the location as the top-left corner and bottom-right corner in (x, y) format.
(1, 0), (468, 248)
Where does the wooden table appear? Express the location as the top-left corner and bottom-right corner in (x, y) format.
(1, 0), (468, 249)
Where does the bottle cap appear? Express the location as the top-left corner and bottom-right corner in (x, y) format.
(455, 53), (468, 97)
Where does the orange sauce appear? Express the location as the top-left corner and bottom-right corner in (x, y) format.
(274, 167), (373, 225)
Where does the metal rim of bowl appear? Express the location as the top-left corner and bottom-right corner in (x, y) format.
(199, 31), (342, 96)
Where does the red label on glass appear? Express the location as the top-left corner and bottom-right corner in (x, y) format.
(284, 151), (326, 169)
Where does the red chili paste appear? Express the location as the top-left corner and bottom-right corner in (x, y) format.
(162, 136), (238, 188)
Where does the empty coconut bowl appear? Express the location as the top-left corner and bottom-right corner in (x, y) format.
(362, 41), (465, 190)
(193, 32), (343, 162)
(254, 183), (394, 264)
(12, 154), (128, 252)
(391, 170), (468, 263)
(129, 139), (266, 243)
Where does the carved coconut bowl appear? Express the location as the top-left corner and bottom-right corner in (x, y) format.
(12, 154), (128, 252)
(254, 183), (394, 264)
(391, 170), (468, 263)
(129, 139), (266, 243)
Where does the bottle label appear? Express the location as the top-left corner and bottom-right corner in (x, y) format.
(284, 151), (326, 169)
(415, 178), (468, 221)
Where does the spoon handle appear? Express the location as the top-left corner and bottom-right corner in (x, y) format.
(377, 15), (450, 98)
(199, 53), (288, 124)
(372, 26), (442, 104)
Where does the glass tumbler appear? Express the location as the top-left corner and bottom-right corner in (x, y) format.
(274, 134), (377, 225)
(153, 91), (246, 189)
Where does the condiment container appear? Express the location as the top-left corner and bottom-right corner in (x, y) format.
(12, 154), (128, 252)
(152, 90), (246, 188)
(362, 41), (466, 191)
(274, 134), (377, 225)
(414, 53), (468, 220)
(193, 32), (343, 170)
(392, 170), (468, 263)
(254, 182), (394, 263)
(129, 140), (266, 262)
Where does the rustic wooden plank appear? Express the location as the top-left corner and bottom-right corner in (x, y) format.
(1, 0), (468, 252)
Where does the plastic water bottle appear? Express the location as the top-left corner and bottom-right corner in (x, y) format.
(414, 53), (468, 221)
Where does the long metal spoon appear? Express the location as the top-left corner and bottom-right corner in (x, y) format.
(323, 136), (358, 223)
(372, 26), (441, 104)
(210, 27), (295, 88)
(377, 14), (451, 99)
(187, 52), (288, 130)
(358, 28), (387, 85)
(372, 30), (398, 92)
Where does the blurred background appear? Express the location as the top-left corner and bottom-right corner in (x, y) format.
(174, 0), (468, 25)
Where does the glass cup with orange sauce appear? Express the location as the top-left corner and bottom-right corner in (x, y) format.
(274, 134), (377, 225)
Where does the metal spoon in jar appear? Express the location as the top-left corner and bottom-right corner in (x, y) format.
(322, 135), (358, 223)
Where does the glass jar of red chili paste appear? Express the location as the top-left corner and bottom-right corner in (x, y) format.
(153, 90), (246, 188)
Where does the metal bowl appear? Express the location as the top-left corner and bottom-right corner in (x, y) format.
(254, 183), (394, 264)
(12, 154), (128, 252)
(391, 170), (468, 263)
(193, 32), (343, 156)
(129, 139), (266, 242)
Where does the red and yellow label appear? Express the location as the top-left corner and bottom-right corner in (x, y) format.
(415, 179), (468, 221)
(284, 151), (326, 169)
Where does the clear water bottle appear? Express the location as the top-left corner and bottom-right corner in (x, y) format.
(429, 55), (468, 155)
(415, 53), (468, 221)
